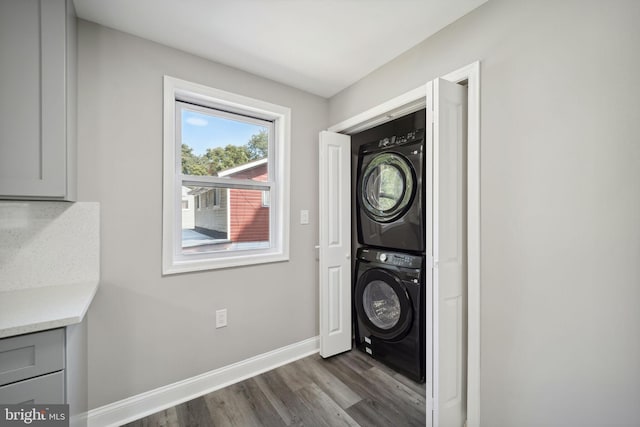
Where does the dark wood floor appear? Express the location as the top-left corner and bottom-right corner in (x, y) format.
(124, 348), (426, 427)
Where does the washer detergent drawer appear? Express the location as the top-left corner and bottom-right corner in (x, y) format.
(0, 371), (65, 405)
(0, 329), (65, 387)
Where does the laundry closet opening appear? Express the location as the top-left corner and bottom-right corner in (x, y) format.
(320, 61), (479, 427)
(350, 109), (430, 384)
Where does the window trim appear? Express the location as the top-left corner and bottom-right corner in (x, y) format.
(162, 76), (290, 274)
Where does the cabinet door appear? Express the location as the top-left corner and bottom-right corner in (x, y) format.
(0, 0), (68, 199)
(0, 371), (65, 405)
(0, 329), (65, 387)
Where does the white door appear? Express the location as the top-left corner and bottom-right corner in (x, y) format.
(318, 131), (352, 358)
(426, 78), (468, 427)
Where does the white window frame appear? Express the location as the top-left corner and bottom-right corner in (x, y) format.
(162, 76), (290, 274)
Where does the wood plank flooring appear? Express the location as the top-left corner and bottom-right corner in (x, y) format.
(124, 349), (426, 427)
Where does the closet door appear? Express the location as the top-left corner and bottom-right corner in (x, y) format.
(318, 131), (352, 358)
(427, 78), (468, 427)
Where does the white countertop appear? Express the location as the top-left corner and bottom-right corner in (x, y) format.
(0, 281), (99, 338)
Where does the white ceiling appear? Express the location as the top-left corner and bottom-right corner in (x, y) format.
(73, 0), (487, 98)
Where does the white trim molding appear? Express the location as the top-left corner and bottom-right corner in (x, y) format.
(443, 61), (481, 427)
(87, 337), (319, 427)
(328, 85), (427, 135)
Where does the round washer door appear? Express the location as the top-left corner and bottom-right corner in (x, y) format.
(359, 152), (416, 223)
(355, 268), (413, 340)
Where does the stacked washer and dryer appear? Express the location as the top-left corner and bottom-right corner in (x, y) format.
(353, 124), (426, 383)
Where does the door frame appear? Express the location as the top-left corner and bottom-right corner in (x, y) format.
(327, 61), (480, 427)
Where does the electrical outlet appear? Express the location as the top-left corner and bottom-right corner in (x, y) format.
(216, 309), (227, 328)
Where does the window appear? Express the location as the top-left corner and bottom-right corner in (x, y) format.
(212, 188), (221, 208)
(163, 76), (290, 274)
(199, 188), (221, 208)
(262, 190), (271, 208)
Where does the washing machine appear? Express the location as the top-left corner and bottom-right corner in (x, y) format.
(353, 247), (425, 382)
(356, 128), (425, 253)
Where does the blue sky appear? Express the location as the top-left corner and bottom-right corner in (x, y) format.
(182, 109), (266, 156)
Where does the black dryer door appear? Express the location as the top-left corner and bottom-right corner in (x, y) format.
(355, 268), (413, 340)
(359, 152), (416, 223)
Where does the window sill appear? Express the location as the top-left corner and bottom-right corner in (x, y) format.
(163, 251), (289, 274)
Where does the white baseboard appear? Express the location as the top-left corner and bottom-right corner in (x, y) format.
(87, 336), (320, 427)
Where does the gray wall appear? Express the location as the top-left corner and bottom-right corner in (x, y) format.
(76, 20), (328, 409)
(331, 1), (640, 425)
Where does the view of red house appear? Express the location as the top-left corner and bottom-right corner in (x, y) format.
(183, 158), (269, 247)
(221, 159), (269, 243)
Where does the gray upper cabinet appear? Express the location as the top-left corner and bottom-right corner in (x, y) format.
(0, 0), (76, 201)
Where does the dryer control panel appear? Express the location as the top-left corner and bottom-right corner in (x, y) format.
(377, 128), (424, 149)
(358, 247), (423, 269)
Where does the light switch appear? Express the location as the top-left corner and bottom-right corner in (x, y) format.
(300, 209), (309, 225)
(216, 309), (227, 328)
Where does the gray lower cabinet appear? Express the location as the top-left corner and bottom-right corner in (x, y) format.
(0, 328), (65, 404)
(0, 324), (88, 427)
(0, 0), (77, 201)
(0, 371), (65, 405)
